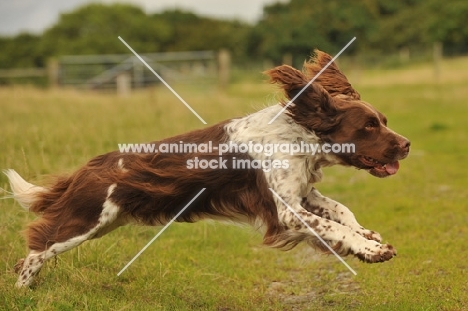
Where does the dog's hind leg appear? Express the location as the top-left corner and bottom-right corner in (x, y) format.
(15, 184), (122, 288)
(15, 233), (94, 288)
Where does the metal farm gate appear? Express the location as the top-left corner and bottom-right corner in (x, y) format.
(56, 50), (220, 90)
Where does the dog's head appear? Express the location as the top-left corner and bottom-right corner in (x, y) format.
(265, 50), (410, 178)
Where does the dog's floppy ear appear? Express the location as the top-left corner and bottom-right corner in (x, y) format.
(264, 65), (308, 97)
(303, 50), (360, 100)
(265, 65), (343, 137)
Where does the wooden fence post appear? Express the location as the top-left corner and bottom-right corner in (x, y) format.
(116, 72), (131, 97)
(399, 47), (410, 62)
(218, 49), (230, 90)
(47, 58), (59, 88)
(433, 42), (442, 82)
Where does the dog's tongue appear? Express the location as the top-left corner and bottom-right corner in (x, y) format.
(385, 161), (399, 175)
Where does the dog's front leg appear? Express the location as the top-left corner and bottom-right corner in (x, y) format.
(272, 190), (396, 263)
(302, 187), (382, 242)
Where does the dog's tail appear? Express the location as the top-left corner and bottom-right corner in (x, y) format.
(3, 169), (47, 212)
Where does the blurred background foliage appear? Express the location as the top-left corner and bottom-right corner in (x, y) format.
(0, 0), (467, 70)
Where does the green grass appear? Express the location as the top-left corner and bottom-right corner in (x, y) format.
(1, 57), (468, 310)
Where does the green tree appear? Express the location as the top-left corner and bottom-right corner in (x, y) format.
(367, 0), (468, 55)
(152, 10), (251, 59)
(369, 0), (428, 51)
(0, 33), (42, 69)
(37, 5), (251, 62)
(250, 0), (379, 65)
(39, 3), (172, 56)
(425, 0), (468, 54)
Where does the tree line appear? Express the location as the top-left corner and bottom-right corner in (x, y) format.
(0, 0), (467, 70)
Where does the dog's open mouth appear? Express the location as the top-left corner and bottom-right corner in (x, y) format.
(359, 156), (399, 177)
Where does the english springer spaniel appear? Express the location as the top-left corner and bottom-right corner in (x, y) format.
(5, 50), (410, 288)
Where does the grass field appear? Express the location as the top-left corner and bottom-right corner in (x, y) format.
(1, 56), (468, 310)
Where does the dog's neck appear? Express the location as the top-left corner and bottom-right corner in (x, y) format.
(226, 104), (341, 190)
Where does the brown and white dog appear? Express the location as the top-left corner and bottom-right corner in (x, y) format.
(5, 50), (410, 288)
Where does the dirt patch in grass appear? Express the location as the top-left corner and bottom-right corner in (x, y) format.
(265, 248), (360, 310)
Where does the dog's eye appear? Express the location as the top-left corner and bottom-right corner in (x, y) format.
(365, 120), (379, 129)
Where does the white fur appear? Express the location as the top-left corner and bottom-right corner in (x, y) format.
(3, 169), (45, 210)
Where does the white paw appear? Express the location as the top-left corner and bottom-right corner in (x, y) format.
(354, 241), (396, 263)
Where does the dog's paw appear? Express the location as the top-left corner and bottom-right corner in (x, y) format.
(14, 259), (25, 274)
(357, 228), (382, 242)
(354, 242), (396, 263)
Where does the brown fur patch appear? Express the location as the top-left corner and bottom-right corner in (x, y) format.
(25, 121), (286, 252)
